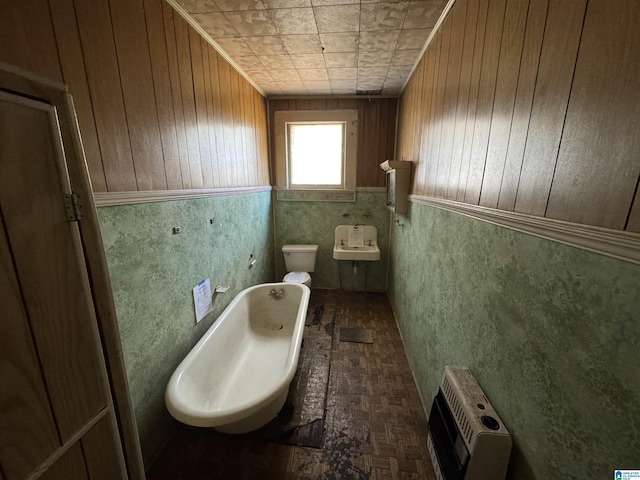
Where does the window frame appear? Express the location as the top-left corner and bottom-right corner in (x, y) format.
(274, 109), (358, 191)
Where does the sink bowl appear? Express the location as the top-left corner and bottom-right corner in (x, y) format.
(333, 243), (380, 261)
(333, 225), (381, 261)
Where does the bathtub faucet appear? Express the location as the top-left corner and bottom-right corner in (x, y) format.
(269, 288), (285, 300)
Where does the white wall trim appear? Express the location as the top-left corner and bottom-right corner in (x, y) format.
(94, 186), (272, 207)
(165, 0), (266, 97)
(409, 195), (640, 265)
(401, 0), (456, 94)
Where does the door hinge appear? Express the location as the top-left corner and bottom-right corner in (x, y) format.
(64, 193), (84, 222)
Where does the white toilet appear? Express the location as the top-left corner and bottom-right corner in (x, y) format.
(282, 244), (318, 288)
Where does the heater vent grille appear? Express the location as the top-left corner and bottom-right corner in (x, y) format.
(442, 375), (475, 446)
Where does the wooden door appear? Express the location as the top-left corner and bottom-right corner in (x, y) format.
(0, 90), (127, 479)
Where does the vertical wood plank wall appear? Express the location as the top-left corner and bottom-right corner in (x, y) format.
(0, 0), (269, 192)
(397, 0), (640, 232)
(268, 98), (398, 188)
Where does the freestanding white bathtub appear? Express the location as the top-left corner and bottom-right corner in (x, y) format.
(165, 282), (310, 433)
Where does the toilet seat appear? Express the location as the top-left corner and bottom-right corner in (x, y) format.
(283, 271), (311, 284)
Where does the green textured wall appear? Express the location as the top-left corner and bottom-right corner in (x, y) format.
(388, 202), (640, 479)
(274, 191), (390, 291)
(97, 192), (274, 464)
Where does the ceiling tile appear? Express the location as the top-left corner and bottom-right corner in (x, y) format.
(396, 28), (431, 50)
(303, 80), (331, 89)
(318, 33), (359, 52)
(224, 10), (277, 36)
(278, 82), (308, 93)
(358, 50), (393, 66)
(390, 48), (420, 65)
(384, 77), (406, 88)
(298, 68), (329, 81)
(214, 37), (254, 56)
(271, 69), (302, 82)
(214, 0), (265, 11)
(290, 54), (326, 69)
(330, 79), (356, 89)
(323, 52), (357, 68)
(245, 69), (275, 82)
(360, 2), (409, 32)
(386, 64), (413, 78)
(263, 0), (311, 7)
(312, 0), (358, 5)
(358, 66), (388, 78)
(234, 55), (265, 70)
(402, 0), (445, 29)
(314, 5), (360, 33)
(175, 0), (219, 13)
(281, 34), (323, 54)
(328, 67), (357, 80)
(357, 78), (386, 89)
(358, 30), (400, 51)
(269, 8), (318, 35)
(259, 54), (296, 69)
(244, 35), (287, 55)
(192, 13), (239, 38)
(331, 88), (354, 94)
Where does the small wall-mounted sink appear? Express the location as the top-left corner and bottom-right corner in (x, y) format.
(333, 225), (380, 261)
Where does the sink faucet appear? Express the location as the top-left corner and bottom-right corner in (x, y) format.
(269, 288), (285, 300)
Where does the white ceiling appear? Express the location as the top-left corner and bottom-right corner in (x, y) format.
(173, 0), (448, 96)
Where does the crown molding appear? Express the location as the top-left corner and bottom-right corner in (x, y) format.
(409, 195), (640, 265)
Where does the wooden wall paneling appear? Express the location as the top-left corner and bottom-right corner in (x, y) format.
(0, 210), (60, 480)
(162, 1), (191, 189)
(326, 98), (338, 110)
(437, 0), (467, 198)
(38, 444), (89, 480)
(308, 98), (327, 110)
(81, 416), (127, 480)
(258, 94), (270, 185)
(1, 98), (107, 441)
(217, 58), (237, 186)
(252, 91), (265, 185)
(201, 41), (220, 187)
(464, 0), (506, 204)
(174, 15), (203, 188)
(110, 0), (166, 191)
(243, 79), (258, 185)
(546, 0), (640, 230)
(296, 98), (310, 110)
(337, 98), (357, 109)
(411, 59), (426, 168)
(0, 0), (63, 82)
(385, 99), (397, 183)
(362, 100), (381, 186)
(628, 188), (640, 233)
(189, 30), (213, 188)
(513, 0), (587, 216)
(415, 47), (436, 195)
(74, 0), (137, 191)
(497, 0), (548, 211)
(357, 100), (367, 186)
(229, 69), (247, 186)
(48, 0), (107, 192)
(457, 0), (489, 201)
(207, 48), (228, 188)
(479, 0), (530, 208)
(426, 22), (450, 196)
(447, 0), (479, 200)
(410, 59), (425, 194)
(144, 0), (183, 190)
(377, 98), (390, 187)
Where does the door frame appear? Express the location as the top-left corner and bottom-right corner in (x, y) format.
(0, 61), (145, 480)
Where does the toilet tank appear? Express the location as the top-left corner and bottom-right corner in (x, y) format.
(282, 244), (318, 272)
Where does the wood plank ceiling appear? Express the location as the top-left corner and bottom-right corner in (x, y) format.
(173, 0), (449, 96)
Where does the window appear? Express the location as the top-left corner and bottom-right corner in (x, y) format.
(287, 123), (344, 187)
(274, 110), (357, 190)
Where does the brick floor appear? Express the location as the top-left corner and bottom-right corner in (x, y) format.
(147, 290), (436, 480)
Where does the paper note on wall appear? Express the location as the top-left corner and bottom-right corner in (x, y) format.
(348, 226), (364, 247)
(193, 278), (213, 323)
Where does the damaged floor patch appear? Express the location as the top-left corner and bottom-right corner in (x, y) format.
(339, 326), (373, 344)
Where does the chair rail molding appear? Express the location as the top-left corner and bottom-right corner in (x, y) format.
(409, 195), (640, 265)
(94, 186), (272, 207)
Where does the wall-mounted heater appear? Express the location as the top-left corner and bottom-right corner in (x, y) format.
(427, 366), (512, 480)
